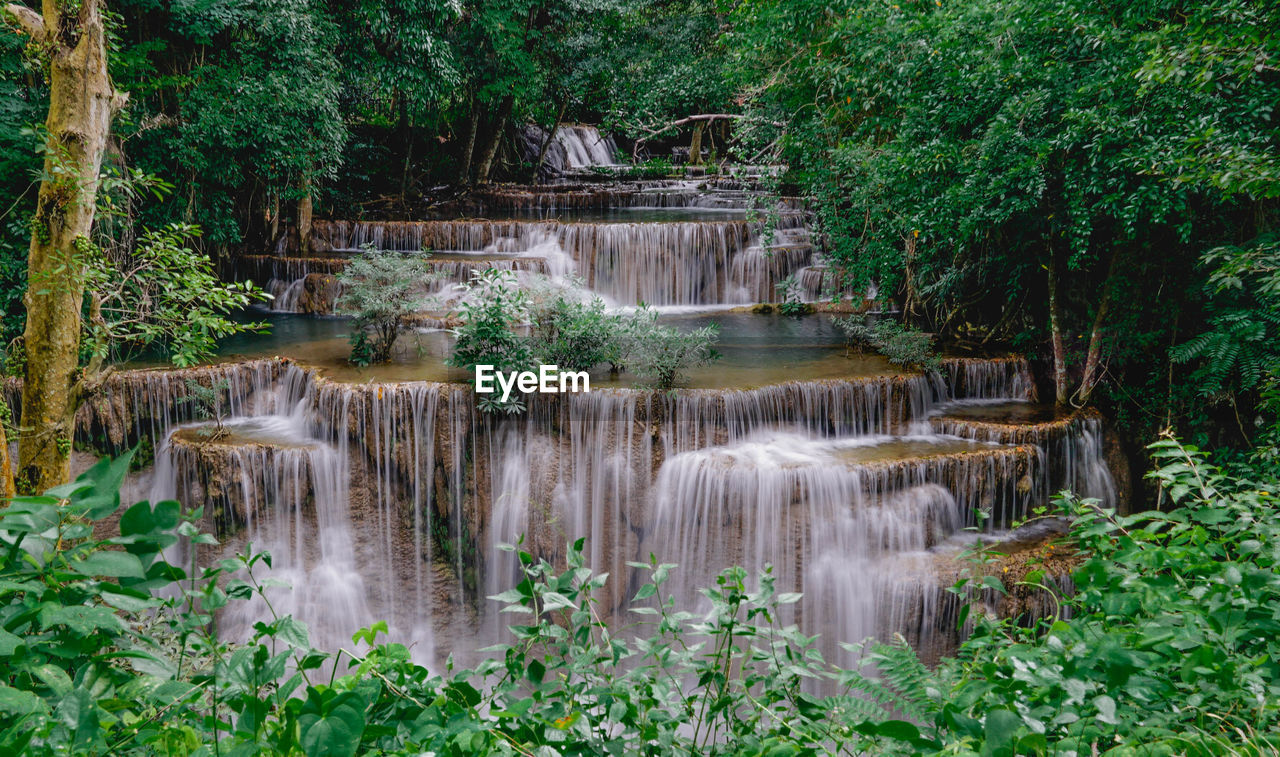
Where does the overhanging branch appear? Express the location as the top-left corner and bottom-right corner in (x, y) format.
(3, 3), (46, 43)
(632, 114), (786, 159)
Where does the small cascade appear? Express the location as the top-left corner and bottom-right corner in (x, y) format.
(309, 218), (766, 306)
(945, 357), (1036, 401)
(727, 240), (814, 302)
(928, 402), (1116, 506)
(643, 432), (1038, 667)
(1, 360), (309, 455)
(554, 125), (620, 169)
(517, 124), (620, 175)
(155, 415), (382, 655)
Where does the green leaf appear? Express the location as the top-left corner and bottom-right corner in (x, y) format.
(62, 451), (135, 520)
(299, 691), (366, 757)
(0, 685), (46, 716)
(981, 708), (1022, 757)
(0, 629), (23, 656)
(41, 605), (126, 635)
(275, 616), (311, 650)
(71, 550), (146, 579)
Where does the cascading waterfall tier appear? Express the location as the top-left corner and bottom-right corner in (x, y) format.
(15, 321), (1113, 668)
(926, 402), (1116, 507)
(277, 217), (814, 308)
(642, 433), (1041, 666)
(99, 353), (1099, 666)
(255, 175), (817, 311)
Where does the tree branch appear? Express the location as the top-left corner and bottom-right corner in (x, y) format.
(3, 3), (46, 42)
(631, 114), (786, 159)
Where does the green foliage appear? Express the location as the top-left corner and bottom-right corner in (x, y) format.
(1174, 237), (1280, 407)
(839, 437), (1280, 753)
(617, 155), (676, 180)
(180, 378), (231, 438)
(448, 269), (534, 411)
(84, 223), (268, 368)
(621, 307), (719, 391)
(834, 313), (940, 372)
(120, 0), (347, 244)
(336, 244), (435, 365)
(527, 292), (626, 373)
(775, 274), (810, 316)
(452, 276), (723, 408)
(722, 0), (1278, 445)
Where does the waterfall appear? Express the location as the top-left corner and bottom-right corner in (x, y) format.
(643, 432), (1037, 667)
(555, 125), (620, 168)
(58, 348), (1104, 669)
(56, 163), (1113, 675)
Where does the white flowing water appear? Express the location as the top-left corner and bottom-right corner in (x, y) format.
(10, 174), (1123, 673)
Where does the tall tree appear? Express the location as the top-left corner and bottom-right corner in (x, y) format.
(724, 0), (1274, 418)
(4, 0), (126, 491)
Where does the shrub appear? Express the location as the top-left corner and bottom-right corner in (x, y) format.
(181, 378), (231, 439)
(527, 294), (626, 373)
(621, 307), (720, 390)
(448, 269), (534, 412)
(775, 274), (811, 316)
(336, 244), (435, 365)
(834, 313), (940, 371)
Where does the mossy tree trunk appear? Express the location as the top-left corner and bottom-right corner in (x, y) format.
(5, 0), (127, 492)
(688, 122), (704, 166)
(474, 96), (513, 185)
(295, 175), (313, 254)
(0, 414), (15, 501)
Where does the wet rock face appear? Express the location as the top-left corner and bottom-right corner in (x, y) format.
(168, 433), (310, 536)
(929, 405), (1117, 509)
(1103, 428), (1133, 513)
(296, 273), (341, 315)
(925, 520), (1081, 662)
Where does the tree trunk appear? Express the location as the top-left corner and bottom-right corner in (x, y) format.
(533, 99), (568, 181)
(7, 0), (127, 493)
(688, 122), (704, 166)
(1077, 248), (1122, 405)
(0, 418), (15, 502)
(474, 96), (513, 185)
(295, 177), (313, 254)
(458, 94), (478, 185)
(397, 96), (412, 202)
(1046, 247), (1069, 406)
(267, 191), (280, 243)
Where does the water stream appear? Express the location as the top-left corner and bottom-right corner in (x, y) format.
(5, 164), (1119, 673)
